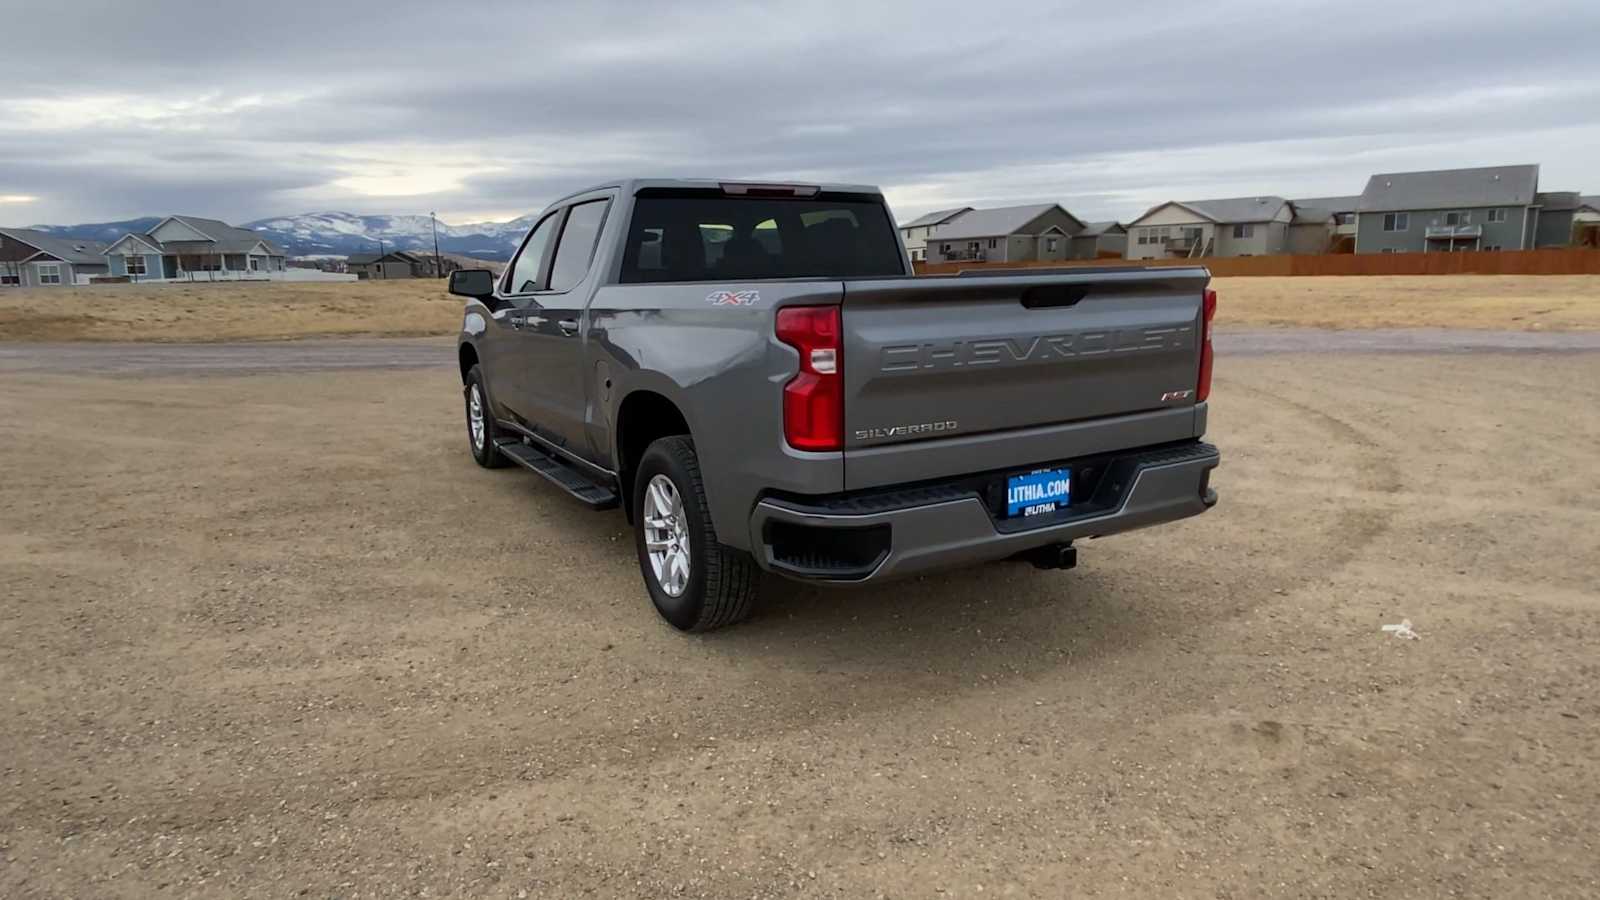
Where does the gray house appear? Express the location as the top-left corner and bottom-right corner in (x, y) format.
(925, 204), (1087, 264)
(1125, 196), (1294, 259)
(898, 207), (971, 262)
(1354, 165), (1544, 253)
(0, 228), (109, 287)
(104, 215), (287, 280)
(1077, 221), (1127, 259)
(1292, 195), (1360, 252)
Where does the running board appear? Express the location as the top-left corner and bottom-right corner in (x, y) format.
(494, 439), (619, 510)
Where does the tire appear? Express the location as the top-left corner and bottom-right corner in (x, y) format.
(464, 365), (508, 468)
(633, 436), (760, 632)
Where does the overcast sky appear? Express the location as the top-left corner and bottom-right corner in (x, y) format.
(3, 0), (1597, 228)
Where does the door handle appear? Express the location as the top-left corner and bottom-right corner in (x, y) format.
(558, 319), (579, 336)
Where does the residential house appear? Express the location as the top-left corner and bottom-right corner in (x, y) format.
(1286, 205), (1336, 255)
(1526, 192), (1600, 249)
(1354, 164), (1544, 253)
(104, 216), (287, 280)
(898, 207), (971, 262)
(349, 250), (424, 279)
(925, 204), (1086, 264)
(0, 228), (109, 287)
(1076, 222), (1127, 259)
(1125, 196), (1293, 259)
(1293, 195), (1360, 252)
(1574, 196), (1600, 248)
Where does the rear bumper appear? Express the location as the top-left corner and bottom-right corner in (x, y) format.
(748, 441), (1219, 582)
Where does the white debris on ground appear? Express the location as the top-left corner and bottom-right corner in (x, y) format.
(1382, 619), (1421, 640)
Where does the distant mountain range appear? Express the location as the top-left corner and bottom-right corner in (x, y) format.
(24, 212), (535, 261)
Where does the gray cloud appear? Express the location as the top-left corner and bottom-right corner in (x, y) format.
(3, 0), (1597, 227)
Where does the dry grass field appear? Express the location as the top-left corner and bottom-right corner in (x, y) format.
(3, 353), (1599, 896)
(1, 274), (1597, 342)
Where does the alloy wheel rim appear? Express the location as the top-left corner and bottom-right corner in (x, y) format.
(468, 384), (486, 450)
(643, 474), (691, 597)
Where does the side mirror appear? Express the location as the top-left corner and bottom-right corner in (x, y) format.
(448, 268), (496, 300)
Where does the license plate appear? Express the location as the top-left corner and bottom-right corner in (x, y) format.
(1006, 468), (1071, 518)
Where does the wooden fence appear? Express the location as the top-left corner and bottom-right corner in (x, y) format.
(913, 247), (1600, 278)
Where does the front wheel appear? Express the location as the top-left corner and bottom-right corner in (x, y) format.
(464, 365), (507, 468)
(633, 436), (759, 631)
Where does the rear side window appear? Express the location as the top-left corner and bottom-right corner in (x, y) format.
(619, 192), (904, 283)
(548, 200), (610, 293)
(506, 213), (560, 294)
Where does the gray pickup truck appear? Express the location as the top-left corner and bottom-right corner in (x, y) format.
(450, 179), (1219, 631)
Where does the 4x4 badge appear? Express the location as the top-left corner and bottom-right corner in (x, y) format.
(706, 289), (759, 307)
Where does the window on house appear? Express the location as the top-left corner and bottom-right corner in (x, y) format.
(1335, 213), (1355, 226)
(249, 257), (261, 271)
(126, 256), (146, 276)
(1445, 211), (1472, 226)
(1486, 209), (1507, 223)
(1232, 224), (1254, 239)
(1383, 213), (1409, 232)
(987, 238), (997, 249)
(1137, 230), (1148, 245)
(1, 270), (18, 286)
(1046, 237), (1058, 253)
(37, 263), (62, 284)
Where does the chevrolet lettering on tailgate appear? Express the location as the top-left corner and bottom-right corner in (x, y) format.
(879, 325), (1194, 373)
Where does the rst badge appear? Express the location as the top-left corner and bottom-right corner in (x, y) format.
(706, 289), (759, 307)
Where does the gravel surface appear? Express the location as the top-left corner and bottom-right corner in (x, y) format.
(2, 353), (1599, 897)
(4, 328), (1600, 376)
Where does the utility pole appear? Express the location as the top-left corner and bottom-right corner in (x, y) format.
(430, 211), (444, 279)
(376, 238), (385, 279)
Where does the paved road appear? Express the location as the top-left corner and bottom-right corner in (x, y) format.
(3, 328), (1599, 375)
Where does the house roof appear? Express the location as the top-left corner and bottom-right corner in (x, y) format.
(1079, 221), (1125, 236)
(1292, 195), (1360, 214)
(900, 206), (972, 229)
(0, 228), (109, 265)
(347, 250), (422, 265)
(1358, 164), (1539, 213)
(1534, 191), (1581, 211)
(1131, 196), (1289, 226)
(1581, 196), (1600, 213)
(929, 203), (1084, 240)
(147, 215), (287, 256)
(1290, 205), (1334, 225)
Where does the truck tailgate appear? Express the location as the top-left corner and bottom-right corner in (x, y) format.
(840, 268), (1210, 489)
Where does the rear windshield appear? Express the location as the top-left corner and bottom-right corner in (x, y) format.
(619, 191), (905, 283)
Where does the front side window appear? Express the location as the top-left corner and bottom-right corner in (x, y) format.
(1232, 224), (1254, 239)
(1486, 208), (1507, 223)
(548, 200), (611, 293)
(37, 263), (62, 284)
(505, 212), (561, 294)
(1045, 237), (1057, 252)
(1383, 213), (1409, 232)
(126, 255), (146, 276)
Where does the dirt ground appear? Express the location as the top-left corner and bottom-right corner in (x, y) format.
(2, 274), (1598, 342)
(2, 352), (1598, 898)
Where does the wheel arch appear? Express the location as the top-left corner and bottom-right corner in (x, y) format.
(457, 341), (480, 384)
(614, 389), (693, 524)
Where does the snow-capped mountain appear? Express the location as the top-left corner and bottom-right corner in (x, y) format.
(22, 212), (535, 261)
(243, 212), (535, 260)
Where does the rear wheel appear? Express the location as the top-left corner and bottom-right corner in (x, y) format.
(633, 436), (759, 631)
(464, 365), (507, 468)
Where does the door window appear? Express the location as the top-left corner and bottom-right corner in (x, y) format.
(547, 200), (610, 293)
(505, 212), (561, 294)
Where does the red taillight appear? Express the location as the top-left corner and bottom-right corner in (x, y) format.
(1197, 287), (1217, 402)
(776, 305), (843, 451)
